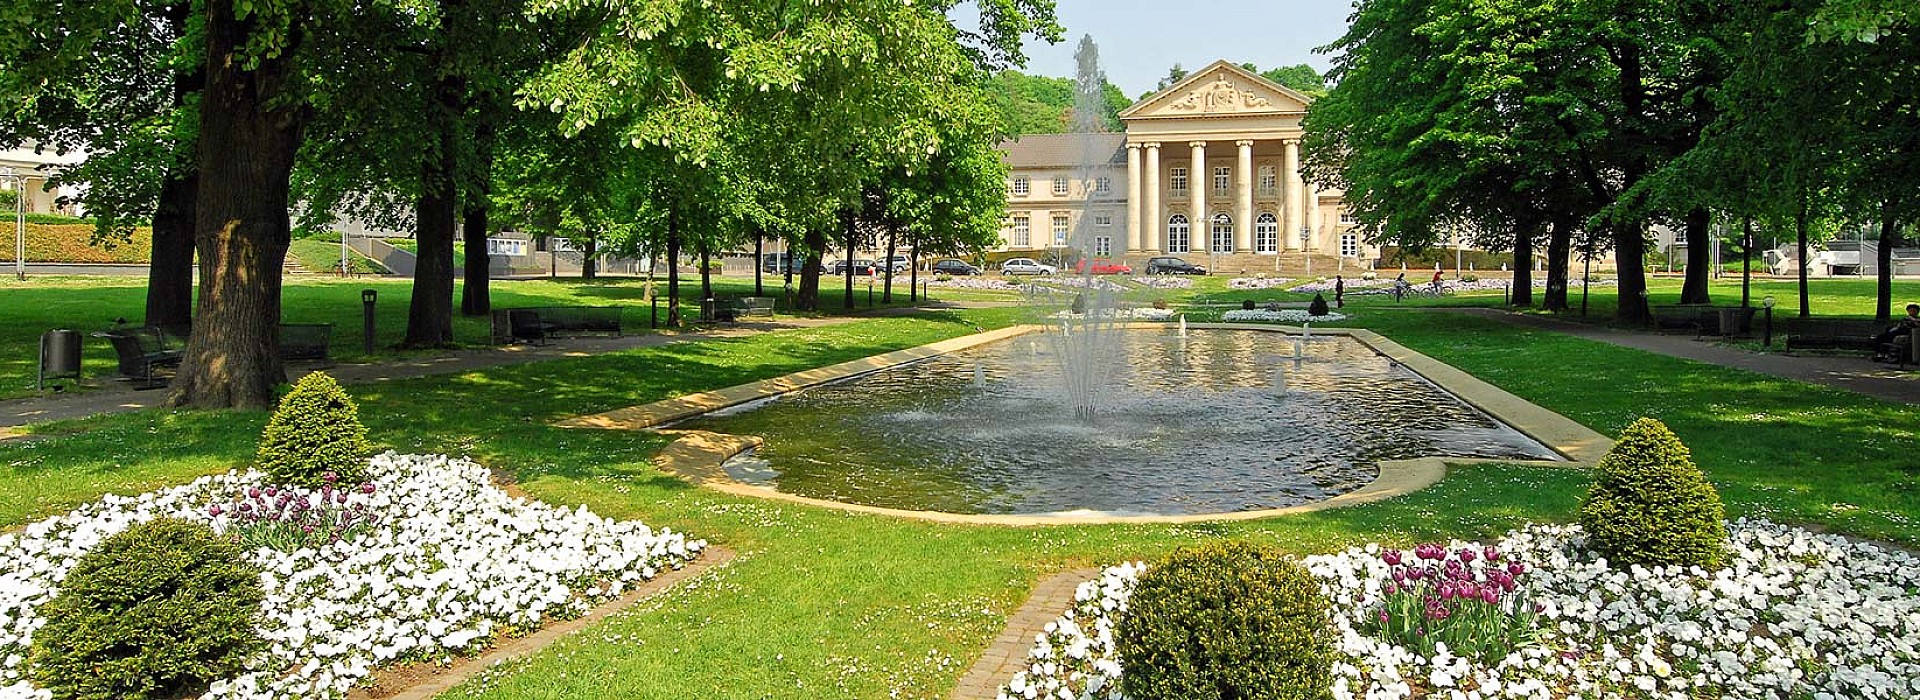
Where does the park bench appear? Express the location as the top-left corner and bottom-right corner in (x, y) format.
(489, 306), (624, 344)
(1651, 305), (1714, 334)
(278, 323), (335, 364)
(733, 296), (775, 320)
(1783, 318), (1882, 354)
(94, 326), (185, 388)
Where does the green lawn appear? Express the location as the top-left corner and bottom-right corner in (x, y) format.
(3, 278), (1917, 699)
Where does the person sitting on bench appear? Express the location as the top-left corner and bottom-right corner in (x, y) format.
(1871, 303), (1919, 362)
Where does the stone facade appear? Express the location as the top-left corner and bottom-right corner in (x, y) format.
(998, 61), (1374, 272)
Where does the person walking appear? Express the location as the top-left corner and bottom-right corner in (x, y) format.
(1392, 272), (1407, 302)
(1334, 275), (1346, 308)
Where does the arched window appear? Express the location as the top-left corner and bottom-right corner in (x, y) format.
(1255, 212), (1279, 253)
(1210, 213), (1234, 253)
(1166, 214), (1190, 253)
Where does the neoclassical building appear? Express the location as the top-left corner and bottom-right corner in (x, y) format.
(997, 61), (1372, 272)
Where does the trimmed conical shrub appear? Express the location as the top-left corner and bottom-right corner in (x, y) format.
(1308, 293), (1331, 316)
(257, 372), (370, 487)
(29, 518), (265, 700)
(1118, 540), (1333, 700)
(1579, 417), (1727, 570)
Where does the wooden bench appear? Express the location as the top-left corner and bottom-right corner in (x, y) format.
(1784, 318), (1882, 354)
(489, 307), (624, 343)
(1651, 305), (1714, 334)
(732, 296), (775, 320)
(1882, 333), (1918, 366)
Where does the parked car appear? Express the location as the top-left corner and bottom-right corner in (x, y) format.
(1144, 256), (1207, 275)
(930, 259), (980, 276)
(1001, 257), (1058, 275)
(885, 255), (913, 274)
(1076, 259), (1133, 275)
(830, 259), (880, 275)
(761, 253), (797, 274)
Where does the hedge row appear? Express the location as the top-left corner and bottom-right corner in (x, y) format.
(0, 223), (152, 264)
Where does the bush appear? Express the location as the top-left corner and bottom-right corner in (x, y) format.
(28, 518), (265, 700)
(1308, 293), (1331, 316)
(1117, 541), (1333, 700)
(1579, 417), (1727, 570)
(257, 372), (370, 487)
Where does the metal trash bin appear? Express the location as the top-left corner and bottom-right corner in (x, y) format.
(39, 329), (83, 390)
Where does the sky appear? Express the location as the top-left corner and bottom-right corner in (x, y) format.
(1003, 0), (1358, 98)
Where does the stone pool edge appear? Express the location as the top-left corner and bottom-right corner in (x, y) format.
(561, 322), (1613, 526)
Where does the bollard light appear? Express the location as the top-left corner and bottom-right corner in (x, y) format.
(1761, 295), (1776, 348)
(361, 289), (378, 355)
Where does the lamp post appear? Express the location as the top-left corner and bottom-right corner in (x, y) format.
(1762, 295), (1776, 348)
(3, 166), (23, 280)
(1300, 226), (1311, 275)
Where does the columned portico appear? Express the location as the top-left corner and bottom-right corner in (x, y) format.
(1235, 140), (1254, 253)
(1143, 143), (1161, 252)
(1284, 139), (1303, 251)
(1126, 144), (1142, 251)
(1188, 141), (1207, 234)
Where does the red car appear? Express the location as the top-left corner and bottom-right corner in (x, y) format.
(1075, 259), (1133, 275)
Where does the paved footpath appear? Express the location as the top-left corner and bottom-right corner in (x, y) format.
(948, 567), (1098, 700)
(1456, 308), (1920, 405)
(0, 316), (858, 433)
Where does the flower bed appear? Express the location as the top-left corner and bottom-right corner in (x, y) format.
(1224, 277), (1296, 290)
(1220, 309), (1349, 323)
(1031, 277), (1130, 293)
(1045, 307), (1178, 321)
(0, 453), (705, 700)
(928, 278), (1021, 291)
(998, 520), (1920, 700)
(1289, 278), (1393, 294)
(1128, 277), (1193, 289)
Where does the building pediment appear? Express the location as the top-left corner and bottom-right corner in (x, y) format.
(1121, 61), (1313, 120)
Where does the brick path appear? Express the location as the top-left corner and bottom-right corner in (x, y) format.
(948, 568), (1098, 700)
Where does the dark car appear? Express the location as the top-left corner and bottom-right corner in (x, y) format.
(930, 259), (980, 276)
(1144, 256), (1207, 275)
(830, 259), (880, 275)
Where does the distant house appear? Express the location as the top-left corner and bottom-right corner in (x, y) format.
(0, 143), (86, 216)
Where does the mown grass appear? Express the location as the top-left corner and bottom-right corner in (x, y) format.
(2, 279), (1917, 699)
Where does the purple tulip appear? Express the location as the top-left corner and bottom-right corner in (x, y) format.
(1508, 562), (1526, 576)
(265, 486), (278, 497)
(360, 483), (376, 494)
(248, 487), (261, 499)
(1382, 549), (1404, 566)
(208, 504), (224, 516)
(1480, 588), (1499, 604)
(322, 471), (338, 484)
(1377, 609), (1390, 623)
(1458, 548), (1476, 564)
(1483, 546), (1502, 563)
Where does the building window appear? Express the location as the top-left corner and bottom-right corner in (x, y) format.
(1093, 212), (1113, 227)
(1012, 177), (1030, 197)
(1052, 214), (1070, 246)
(1256, 212), (1278, 253)
(1213, 167), (1231, 194)
(1095, 236), (1112, 257)
(1095, 177), (1111, 195)
(1211, 213), (1234, 253)
(1259, 166), (1277, 196)
(1339, 210), (1357, 225)
(1010, 215), (1030, 247)
(1169, 167), (1188, 198)
(1052, 178), (1069, 197)
(1341, 232), (1361, 258)
(1166, 214), (1191, 253)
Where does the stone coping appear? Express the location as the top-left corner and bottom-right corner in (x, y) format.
(564, 323), (1612, 526)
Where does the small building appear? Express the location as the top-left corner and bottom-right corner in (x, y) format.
(0, 143), (85, 216)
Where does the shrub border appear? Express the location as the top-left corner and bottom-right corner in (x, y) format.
(560, 324), (1612, 526)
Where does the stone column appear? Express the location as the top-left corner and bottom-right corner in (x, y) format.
(1235, 140), (1255, 253)
(1307, 182), (1323, 252)
(1144, 143), (1161, 251)
(1189, 142), (1208, 241)
(1126, 144), (1143, 252)
(1284, 139), (1303, 251)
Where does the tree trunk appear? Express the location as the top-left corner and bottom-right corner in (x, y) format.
(1740, 216), (1753, 309)
(908, 233), (919, 303)
(883, 225), (897, 303)
(1678, 207), (1712, 304)
(1544, 213), (1572, 312)
(1875, 198), (1899, 322)
(666, 208), (682, 326)
(797, 227), (823, 311)
(842, 210), (856, 311)
(582, 235), (598, 279)
(753, 228), (764, 297)
(1510, 218), (1535, 308)
(146, 166), (198, 336)
(167, 0), (302, 409)
(404, 74), (463, 348)
(1613, 219), (1651, 325)
(1796, 195), (1811, 319)
(460, 123), (495, 317)
(699, 242), (712, 301)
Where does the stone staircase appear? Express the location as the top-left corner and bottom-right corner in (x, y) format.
(1120, 252), (1357, 279)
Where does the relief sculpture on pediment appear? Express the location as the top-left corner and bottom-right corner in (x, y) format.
(1165, 75), (1276, 113)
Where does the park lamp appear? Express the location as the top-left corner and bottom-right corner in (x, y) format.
(1761, 295), (1777, 348)
(1762, 295), (1775, 309)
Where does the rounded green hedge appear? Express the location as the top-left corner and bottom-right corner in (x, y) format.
(28, 518), (265, 700)
(1117, 540), (1333, 700)
(257, 371), (370, 487)
(1580, 417), (1728, 570)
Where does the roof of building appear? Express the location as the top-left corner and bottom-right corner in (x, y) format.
(996, 133), (1127, 169)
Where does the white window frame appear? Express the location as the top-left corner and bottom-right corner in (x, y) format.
(1340, 210), (1357, 225)
(1093, 212), (1113, 227)
(1341, 232), (1361, 258)
(1169, 167), (1188, 198)
(1213, 167), (1231, 195)
(1052, 177), (1069, 197)
(1166, 214), (1191, 253)
(1095, 176), (1112, 195)
(1210, 213), (1234, 253)
(1094, 236), (1112, 257)
(1012, 177), (1030, 197)
(1011, 215), (1031, 247)
(1255, 212), (1278, 253)
(1258, 165), (1277, 196)
(1051, 214), (1070, 246)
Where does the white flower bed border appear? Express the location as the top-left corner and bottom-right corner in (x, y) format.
(1226, 277), (1297, 290)
(1128, 277), (1194, 290)
(998, 520), (1920, 700)
(0, 453), (705, 700)
(1220, 309), (1348, 324)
